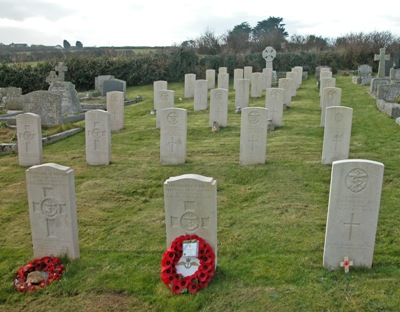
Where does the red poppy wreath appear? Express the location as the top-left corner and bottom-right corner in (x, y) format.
(161, 234), (215, 294)
(13, 256), (65, 292)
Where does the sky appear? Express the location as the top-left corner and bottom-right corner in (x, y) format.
(1, 0), (400, 47)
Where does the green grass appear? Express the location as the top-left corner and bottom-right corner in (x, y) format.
(1, 76), (400, 311)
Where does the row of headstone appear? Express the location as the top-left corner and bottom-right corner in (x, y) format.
(95, 75), (127, 98)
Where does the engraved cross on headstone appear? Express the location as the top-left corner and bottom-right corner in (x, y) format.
(170, 200), (209, 233)
(18, 124), (36, 152)
(332, 134), (342, 150)
(344, 213), (360, 241)
(32, 187), (66, 237)
(88, 121), (106, 150)
(374, 48), (390, 78)
(168, 136), (177, 152)
(249, 135), (258, 150)
(55, 62), (68, 81)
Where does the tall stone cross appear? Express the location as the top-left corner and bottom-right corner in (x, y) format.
(374, 48), (390, 78)
(262, 46), (276, 70)
(55, 62), (68, 81)
(46, 71), (59, 85)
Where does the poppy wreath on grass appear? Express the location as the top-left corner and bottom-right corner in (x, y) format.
(13, 256), (65, 292)
(161, 234), (215, 294)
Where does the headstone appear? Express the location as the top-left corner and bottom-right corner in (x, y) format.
(262, 46), (276, 70)
(46, 71), (60, 84)
(95, 75), (114, 93)
(1, 87), (23, 110)
(217, 73), (229, 90)
(234, 68), (244, 90)
(370, 78), (390, 96)
(358, 64), (373, 86)
(160, 108), (187, 165)
(244, 66), (253, 84)
(54, 62), (68, 81)
(235, 79), (250, 108)
(321, 87), (342, 127)
(240, 107), (268, 165)
(206, 69), (216, 90)
(164, 174), (217, 264)
(48, 81), (83, 117)
(286, 72), (298, 96)
(315, 66), (332, 82)
(219, 67), (227, 74)
(321, 106), (352, 164)
(16, 113), (42, 166)
(102, 79), (126, 98)
(209, 88), (228, 127)
(323, 159), (384, 270)
(184, 73), (196, 98)
(85, 109), (111, 165)
(320, 77), (336, 97)
(194, 80), (208, 111)
(265, 88), (284, 127)
(376, 84), (400, 103)
(251, 72), (263, 98)
(26, 163), (80, 259)
(390, 67), (400, 83)
(23, 91), (63, 127)
(262, 68), (273, 90)
(153, 80), (168, 110)
(155, 90), (174, 128)
(278, 78), (292, 108)
(292, 66), (303, 87)
(374, 48), (390, 78)
(106, 91), (124, 131)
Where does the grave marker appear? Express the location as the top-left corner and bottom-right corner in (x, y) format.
(106, 91), (124, 131)
(320, 87), (342, 127)
(17, 113), (42, 166)
(85, 110), (111, 165)
(262, 46), (276, 70)
(265, 88), (284, 127)
(235, 79), (250, 108)
(251, 72), (263, 98)
(374, 48), (390, 78)
(184, 74), (196, 98)
(217, 73), (229, 90)
(278, 78), (292, 108)
(206, 69), (216, 90)
(155, 90), (174, 128)
(153, 80), (168, 110)
(234, 68), (244, 90)
(209, 88), (228, 127)
(194, 80), (208, 111)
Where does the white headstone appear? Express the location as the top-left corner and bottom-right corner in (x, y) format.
(251, 72), (263, 98)
(209, 88), (228, 127)
(286, 72), (298, 96)
(235, 79), (250, 109)
(322, 106), (352, 165)
(184, 74), (196, 98)
(219, 67), (227, 74)
(156, 90), (174, 128)
(194, 80), (208, 111)
(262, 68), (273, 91)
(321, 87), (342, 127)
(265, 88), (285, 127)
(234, 68), (244, 90)
(320, 77), (336, 97)
(244, 66), (253, 84)
(240, 107), (268, 165)
(17, 113), (42, 166)
(293, 66), (303, 87)
(153, 80), (167, 110)
(164, 174), (218, 264)
(85, 109), (111, 165)
(106, 91), (124, 131)
(323, 159), (384, 270)
(26, 163), (80, 259)
(206, 69), (216, 90)
(278, 78), (292, 108)
(160, 108), (187, 165)
(217, 73), (229, 90)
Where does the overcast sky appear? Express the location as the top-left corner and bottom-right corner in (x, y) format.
(1, 0), (400, 47)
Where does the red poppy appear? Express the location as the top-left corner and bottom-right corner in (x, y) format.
(188, 282), (200, 294)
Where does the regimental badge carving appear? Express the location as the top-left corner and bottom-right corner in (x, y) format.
(167, 112), (179, 124)
(180, 212), (200, 232)
(160, 91), (169, 101)
(214, 90), (223, 101)
(248, 111), (260, 124)
(345, 168), (368, 193)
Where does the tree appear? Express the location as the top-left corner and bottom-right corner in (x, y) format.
(196, 28), (221, 55)
(251, 17), (288, 51)
(76, 41), (83, 49)
(223, 22), (252, 53)
(63, 40), (71, 49)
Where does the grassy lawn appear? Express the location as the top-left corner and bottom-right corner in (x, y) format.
(1, 76), (400, 311)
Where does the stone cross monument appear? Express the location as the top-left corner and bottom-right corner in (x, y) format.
(262, 46), (276, 70)
(374, 48), (390, 78)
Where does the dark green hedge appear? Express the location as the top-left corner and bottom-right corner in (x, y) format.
(0, 49), (378, 93)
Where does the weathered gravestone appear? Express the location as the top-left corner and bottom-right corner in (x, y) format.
(234, 68), (244, 90)
(194, 80), (208, 111)
(48, 81), (83, 117)
(102, 79), (126, 98)
(95, 75), (114, 93)
(265, 88), (284, 127)
(321, 87), (342, 127)
(164, 174), (217, 264)
(209, 88), (228, 127)
(206, 69), (216, 90)
(1, 87), (22, 110)
(55, 62), (68, 81)
(240, 107), (268, 165)
(374, 48), (390, 78)
(160, 108), (187, 165)
(155, 90), (174, 128)
(17, 113), (42, 166)
(106, 91), (124, 131)
(352, 64), (373, 86)
(217, 73), (229, 90)
(251, 72), (263, 98)
(184, 74), (196, 98)
(235, 79), (250, 109)
(278, 78), (292, 108)
(321, 106), (352, 164)
(262, 46), (276, 70)
(153, 80), (168, 110)
(85, 110), (111, 165)
(370, 78), (390, 96)
(323, 159), (384, 270)
(26, 163), (80, 259)
(23, 91), (63, 126)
